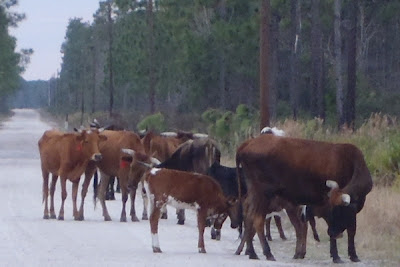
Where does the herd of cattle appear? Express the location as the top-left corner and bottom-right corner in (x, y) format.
(38, 121), (373, 264)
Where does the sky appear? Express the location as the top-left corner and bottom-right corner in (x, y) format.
(10, 0), (101, 81)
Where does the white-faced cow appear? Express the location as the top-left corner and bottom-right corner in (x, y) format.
(143, 167), (239, 253)
(38, 129), (106, 220)
(236, 134), (373, 263)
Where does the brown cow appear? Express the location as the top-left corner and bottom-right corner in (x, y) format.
(38, 129), (106, 220)
(152, 138), (221, 224)
(143, 167), (239, 253)
(94, 130), (147, 222)
(236, 134), (373, 263)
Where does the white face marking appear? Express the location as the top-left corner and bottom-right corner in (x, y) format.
(167, 196), (199, 210)
(341, 194), (351, 206)
(152, 233), (160, 249)
(301, 205), (307, 218)
(150, 168), (161, 175)
(326, 180), (339, 189)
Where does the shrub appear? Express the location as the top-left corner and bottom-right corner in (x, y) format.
(137, 112), (166, 132)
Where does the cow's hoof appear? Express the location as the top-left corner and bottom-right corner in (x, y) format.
(293, 252), (305, 259)
(120, 217), (127, 222)
(43, 215), (50, 219)
(131, 216), (139, 222)
(198, 248), (206, 253)
(104, 216), (112, 221)
(314, 235), (320, 242)
(161, 213), (167, 219)
(248, 254), (259, 260)
(142, 215), (148, 220)
(177, 219), (185, 225)
(50, 214), (57, 219)
(57, 216), (64, 221)
(153, 247), (162, 253)
(333, 257), (344, 264)
(266, 235), (272, 241)
(350, 256), (360, 262)
(280, 235), (287, 241)
(266, 255), (276, 261)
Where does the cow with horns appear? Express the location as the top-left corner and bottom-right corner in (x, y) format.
(236, 133), (373, 263)
(38, 128), (107, 220)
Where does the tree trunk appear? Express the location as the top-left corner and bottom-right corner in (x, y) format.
(289, 0), (301, 120)
(147, 0), (155, 114)
(311, 0), (324, 120)
(269, 10), (281, 121)
(334, 0), (345, 128)
(346, 0), (357, 130)
(107, 1), (115, 117)
(259, 0), (270, 130)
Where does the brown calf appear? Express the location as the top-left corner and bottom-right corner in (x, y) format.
(143, 168), (239, 253)
(38, 129), (106, 220)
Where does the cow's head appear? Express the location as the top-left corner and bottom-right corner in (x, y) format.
(325, 180), (357, 239)
(121, 148), (160, 188)
(218, 197), (240, 229)
(75, 128), (107, 162)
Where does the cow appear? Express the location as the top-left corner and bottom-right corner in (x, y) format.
(235, 134), (373, 263)
(153, 138), (221, 224)
(38, 128), (106, 220)
(142, 167), (240, 253)
(89, 119), (123, 200)
(94, 130), (148, 222)
(140, 130), (207, 219)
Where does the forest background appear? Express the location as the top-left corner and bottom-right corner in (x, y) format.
(1, 0), (400, 263)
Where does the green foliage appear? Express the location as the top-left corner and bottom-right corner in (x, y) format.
(136, 112), (166, 132)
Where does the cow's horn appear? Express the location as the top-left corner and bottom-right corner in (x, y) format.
(150, 157), (161, 165)
(193, 133), (208, 138)
(341, 194), (351, 206)
(122, 148), (135, 156)
(326, 180), (339, 189)
(160, 132), (177, 137)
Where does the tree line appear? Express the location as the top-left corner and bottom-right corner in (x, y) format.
(0, 0), (32, 113)
(11, 0), (400, 130)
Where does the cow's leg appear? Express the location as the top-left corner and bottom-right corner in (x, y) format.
(49, 174), (58, 219)
(265, 217), (272, 241)
(141, 184), (148, 220)
(116, 178), (121, 193)
(77, 169), (94, 221)
(42, 170), (50, 219)
(72, 179), (80, 220)
(348, 218), (360, 262)
(254, 213), (275, 261)
(98, 173), (112, 221)
(177, 209), (185, 225)
(274, 215), (287, 240)
(286, 205), (307, 259)
(128, 182), (139, 222)
(58, 177), (67, 220)
(150, 201), (162, 253)
(119, 177), (129, 222)
(160, 205), (168, 219)
(330, 237), (343, 263)
(309, 215), (320, 242)
(106, 176), (116, 200)
(197, 209), (207, 253)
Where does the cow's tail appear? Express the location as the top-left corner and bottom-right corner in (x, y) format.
(93, 171), (98, 208)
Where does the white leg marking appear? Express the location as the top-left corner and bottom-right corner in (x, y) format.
(152, 233), (160, 249)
